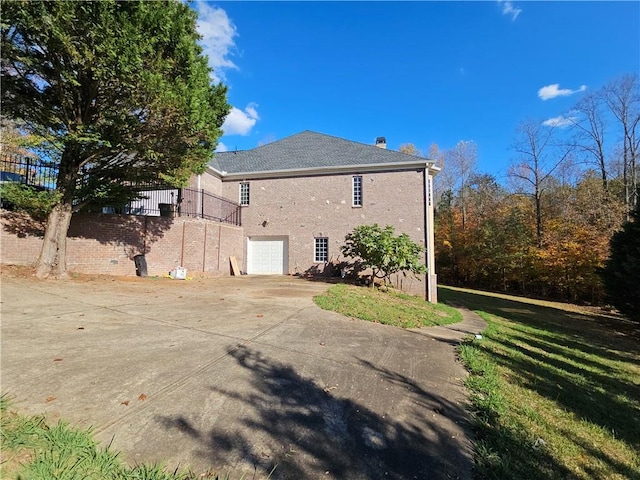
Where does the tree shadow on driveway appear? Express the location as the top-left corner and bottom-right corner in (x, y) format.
(158, 344), (472, 480)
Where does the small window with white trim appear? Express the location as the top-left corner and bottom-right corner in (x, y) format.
(314, 237), (328, 263)
(352, 175), (363, 207)
(239, 182), (250, 206)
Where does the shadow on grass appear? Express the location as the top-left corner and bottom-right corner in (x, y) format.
(439, 285), (640, 476)
(438, 286), (639, 360)
(158, 344), (473, 480)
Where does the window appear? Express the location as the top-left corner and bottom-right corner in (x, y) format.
(352, 175), (363, 206)
(314, 237), (328, 263)
(239, 182), (250, 206)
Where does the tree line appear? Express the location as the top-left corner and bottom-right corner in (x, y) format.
(410, 74), (639, 305)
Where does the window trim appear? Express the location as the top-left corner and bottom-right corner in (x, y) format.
(314, 237), (329, 263)
(352, 175), (363, 207)
(239, 182), (250, 206)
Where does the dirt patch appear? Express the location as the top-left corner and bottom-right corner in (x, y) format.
(0, 264), (331, 301)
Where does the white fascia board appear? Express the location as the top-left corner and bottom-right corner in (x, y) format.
(428, 164), (441, 176)
(209, 160), (435, 181)
(206, 165), (224, 178)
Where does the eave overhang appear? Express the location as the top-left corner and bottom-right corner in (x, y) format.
(208, 160), (440, 181)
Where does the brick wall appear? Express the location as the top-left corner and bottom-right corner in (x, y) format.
(220, 169), (428, 296)
(1, 211), (243, 277)
(188, 171), (223, 196)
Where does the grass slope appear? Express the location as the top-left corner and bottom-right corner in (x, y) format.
(314, 283), (462, 328)
(440, 286), (640, 480)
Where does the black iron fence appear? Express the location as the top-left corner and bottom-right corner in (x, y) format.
(123, 186), (241, 226)
(0, 153), (57, 190)
(1, 154), (241, 226)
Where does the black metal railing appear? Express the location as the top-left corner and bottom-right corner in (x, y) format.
(0, 153), (58, 190)
(1, 154), (241, 226)
(123, 187), (241, 226)
(178, 187), (241, 225)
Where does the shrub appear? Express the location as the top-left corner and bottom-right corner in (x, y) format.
(0, 182), (60, 219)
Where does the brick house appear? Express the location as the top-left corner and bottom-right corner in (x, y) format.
(1, 130), (440, 301)
(195, 130), (440, 301)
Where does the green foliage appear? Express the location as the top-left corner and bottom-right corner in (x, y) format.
(1, 0), (230, 205)
(0, 182), (61, 219)
(601, 200), (640, 321)
(314, 283), (461, 328)
(341, 224), (426, 284)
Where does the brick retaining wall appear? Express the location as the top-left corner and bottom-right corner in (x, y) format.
(1, 210), (243, 277)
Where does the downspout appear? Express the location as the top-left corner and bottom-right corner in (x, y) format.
(425, 168), (438, 303)
(181, 221), (186, 266)
(422, 169), (429, 302)
(197, 175), (202, 218)
(217, 225), (222, 271)
(424, 168), (437, 303)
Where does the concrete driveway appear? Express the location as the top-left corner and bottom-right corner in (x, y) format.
(1, 272), (485, 480)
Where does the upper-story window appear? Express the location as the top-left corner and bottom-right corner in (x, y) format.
(239, 182), (250, 206)
(352, 175), (363, 207)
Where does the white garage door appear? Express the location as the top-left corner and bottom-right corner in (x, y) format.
(247, 237), (288, 274)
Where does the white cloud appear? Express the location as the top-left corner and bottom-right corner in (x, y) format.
(215, 142), (229, 153)
(542, 115), (577, 128)
(497, 0), (522, 21)
(222, 103), (260, 136)
(195, 3), (238, 83)
(538, 83), (587, 101)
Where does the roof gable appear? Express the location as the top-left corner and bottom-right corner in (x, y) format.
(211, 130), (434, 176)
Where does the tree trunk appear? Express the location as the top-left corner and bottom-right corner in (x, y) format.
(35, 142), (81, 279)
(35, 201), (73, 279)
(535, 190), (543, 248)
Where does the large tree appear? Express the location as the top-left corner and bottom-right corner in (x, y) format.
(509, 120), (573, 247)
(1, 0), (230, 278)
(602, 74), (640, 215)
(601, 199), (640, 322)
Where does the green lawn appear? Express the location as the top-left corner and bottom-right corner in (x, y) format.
(0, 397), (223, 480)
(440, 285), (640, 480)
(314, 283), (462, 328)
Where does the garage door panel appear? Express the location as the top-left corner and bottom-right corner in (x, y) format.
(248, 237), (287, 274)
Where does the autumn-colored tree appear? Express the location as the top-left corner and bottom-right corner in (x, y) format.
(399, 143), (423, 157)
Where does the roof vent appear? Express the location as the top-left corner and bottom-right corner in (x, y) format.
(375, 137), (387, 149)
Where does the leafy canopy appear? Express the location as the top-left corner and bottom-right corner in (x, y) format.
(341, 224), (427, 284)
(1, 0), (230, 205)
(601, 200), (640, 322)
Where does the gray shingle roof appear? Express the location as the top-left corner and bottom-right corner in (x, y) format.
(211, 130), (428, 175)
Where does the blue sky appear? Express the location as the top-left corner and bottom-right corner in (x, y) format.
(192, 1), (639, 180)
